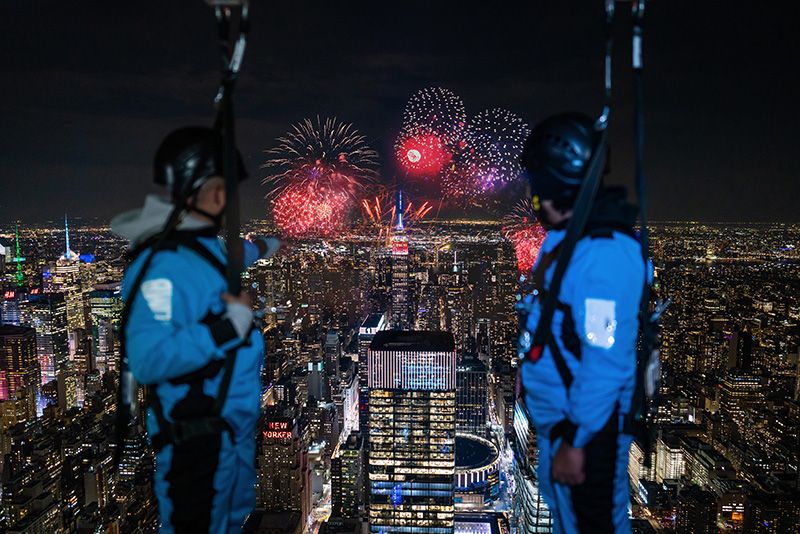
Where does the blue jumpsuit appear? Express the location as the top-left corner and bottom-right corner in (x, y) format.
(122, 233), (264, 533)
(520, 225), (648, 534)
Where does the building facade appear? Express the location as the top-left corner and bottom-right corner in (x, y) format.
(367, 330), (456, 534)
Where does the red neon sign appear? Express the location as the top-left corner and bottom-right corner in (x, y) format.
(263, 430), (293, 440)
(263, 420), (292, 440)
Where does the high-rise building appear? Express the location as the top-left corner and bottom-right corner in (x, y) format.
(456, 351), (488, 435)
(727, 327), (753, 372)
(0, 325), (40, 421)
(88, 284), (122, 374)
(11, 224), (25, 287)
(331, 432), (364, 519)
(719, 373), (763, 436)
(367, 330), (457, 534)
(512, 400), (552, 533)
(655, 434), (686, 483)
(23, 293), (68, 385)
(675, 485), (717, 533)
(390, 192), (411, 331)
(257, 417), (311, 532)
(358, 313), (386, 435)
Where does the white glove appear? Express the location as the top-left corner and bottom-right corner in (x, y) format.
(224, 301), (254, 340)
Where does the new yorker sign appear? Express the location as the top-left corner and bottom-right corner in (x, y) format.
(262, 419), (293, 440)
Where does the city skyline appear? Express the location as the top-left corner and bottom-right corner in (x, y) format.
(1, 2), (799, 533)
(1, 2), (799, 223)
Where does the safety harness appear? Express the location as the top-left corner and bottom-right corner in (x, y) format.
(122, 231), (245, 453)
(115, 1), (250, 462)
(518, 1), (659, 449)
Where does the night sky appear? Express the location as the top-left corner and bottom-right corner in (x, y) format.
(1, 1), (798, 224)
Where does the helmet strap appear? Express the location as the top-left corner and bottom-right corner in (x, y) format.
(186, 202), (224, 231)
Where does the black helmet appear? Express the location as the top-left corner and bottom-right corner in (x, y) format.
(520, 112), (602, 208)
(153, 126), (247, 202)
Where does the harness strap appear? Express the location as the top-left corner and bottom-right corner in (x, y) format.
(140, 234), (244, 451)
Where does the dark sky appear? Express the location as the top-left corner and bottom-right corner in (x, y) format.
(1, 1), (798, 224)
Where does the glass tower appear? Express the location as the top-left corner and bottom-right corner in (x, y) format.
(367, 330), (456, 534)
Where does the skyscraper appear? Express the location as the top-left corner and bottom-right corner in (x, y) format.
(367, 330), (456, 534)
(512, 400), (552, 533)
(331, 432), (365, 520)
(390, 192), (411, 330)
(390, 235), (411, 330)
(12, 224), (25, 287)
(727, 327), (753, 372)
(456, 351), (488, 435)
(23, 293), (68, 385)
(257, 417), (311, 531)
(0, 325), (40, 421)
(358, 313), (386, 435)
(88, 284), (122, 374)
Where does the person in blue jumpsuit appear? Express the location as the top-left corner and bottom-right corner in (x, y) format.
(517, 113), (649, 533)
(111, 127), (280, 533)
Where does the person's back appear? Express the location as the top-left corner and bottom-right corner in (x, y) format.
(517, 113), (649, 533)
(113, 127), (279, 533)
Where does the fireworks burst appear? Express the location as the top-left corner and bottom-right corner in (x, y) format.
(502, 198), (545, 272)
(361, 191), (434, 245)
(273, 185), (350, 238)
(395, 87), (466, 177)
(263, 116), (378, 198)
(447, 108), (529, 198)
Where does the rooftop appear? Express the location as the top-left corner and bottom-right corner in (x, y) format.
(361, 313), (385, 329)
(370, 330), (455, 353)
(0, 325), (36, 337)
(455, 435), (498, 470)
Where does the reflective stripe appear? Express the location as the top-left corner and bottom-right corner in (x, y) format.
(584, 298), (616, 349)
(141, 278), (173, 322)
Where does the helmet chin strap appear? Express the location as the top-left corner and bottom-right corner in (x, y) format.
(187, 203), (224, 230)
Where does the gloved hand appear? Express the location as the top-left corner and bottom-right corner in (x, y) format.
(222, 292), (254, 340)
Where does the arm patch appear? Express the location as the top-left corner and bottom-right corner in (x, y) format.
(584, 298), (616, 349)
(141, 278), (173, 322)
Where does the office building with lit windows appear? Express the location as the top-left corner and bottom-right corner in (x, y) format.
(512, 400), (552, 533)
(257, 417), (311, 532)
(0, 325), (40, 421)
(390, 235), (411, 330)
(331, 432), (365, 520)
(358, 312), (386, 436)
(367, 330), (457, 534)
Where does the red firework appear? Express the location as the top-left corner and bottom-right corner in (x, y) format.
(273, 186), (349, 238)
(395, 133), (451, 177)
(503, 198), (546, 272)
(506, 226), (546, 273)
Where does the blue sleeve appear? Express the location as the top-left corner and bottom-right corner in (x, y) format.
(124, 252), (240, 385)
(563, 244), (645, 448)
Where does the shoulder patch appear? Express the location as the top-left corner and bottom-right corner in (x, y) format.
(141, 278), (173, 322)
(584, 298), (616, 349)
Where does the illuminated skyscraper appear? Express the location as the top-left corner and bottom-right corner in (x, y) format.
(88, 284), (123, 374)
(358, 313), (386, 435)
(719, 373), (763, 437)
(12, 224), (25, 287)
(0, 325), (40, 421)
(367, 330), (456, 534)
(456, 351), (488, 435)
(257, 417), (311, 531)
(390, 192), (411, 330)
(331, 432), (365, 520)
(512, 400), (552, 533)
(23, 294), (68, 385)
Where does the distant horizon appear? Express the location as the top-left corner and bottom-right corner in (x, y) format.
(3, 216), (800, 229)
